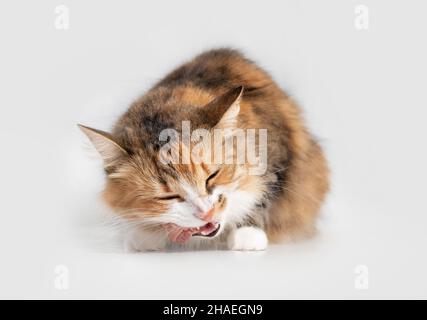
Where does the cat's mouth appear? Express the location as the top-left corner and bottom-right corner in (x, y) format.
(164, 222), (221, 244)
(192, 222), (221, 238)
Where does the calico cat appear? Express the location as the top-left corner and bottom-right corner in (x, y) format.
(79, 48), (329, 251)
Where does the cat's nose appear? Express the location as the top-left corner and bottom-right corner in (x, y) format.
(197, 208), (215, 222)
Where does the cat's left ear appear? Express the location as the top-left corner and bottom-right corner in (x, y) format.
(78, 124), (128, 168)
(203, 86), (243, 129)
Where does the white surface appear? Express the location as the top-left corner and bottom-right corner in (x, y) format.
(1, 0), (427, 299)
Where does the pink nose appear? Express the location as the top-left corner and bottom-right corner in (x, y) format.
(198, 208), (215, 221)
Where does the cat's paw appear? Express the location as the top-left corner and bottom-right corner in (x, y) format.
(227, 227), (268, 251)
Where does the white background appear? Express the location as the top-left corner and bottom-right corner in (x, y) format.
(0, 0), (426, 299)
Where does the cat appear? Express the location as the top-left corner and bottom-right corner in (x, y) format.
(78, 48), (329, 251)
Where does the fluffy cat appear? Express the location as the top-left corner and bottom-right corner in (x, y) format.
(79, 48), (329, 251)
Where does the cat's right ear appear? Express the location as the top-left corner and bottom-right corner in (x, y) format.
(78, 124), (128, 167)
(203, 86), (244, 129)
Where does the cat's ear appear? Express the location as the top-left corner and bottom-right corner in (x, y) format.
(203, 86), (243, 129)
(78, 124), (128, 167)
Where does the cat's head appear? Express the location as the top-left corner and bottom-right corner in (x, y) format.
(79, 86), (266, 243)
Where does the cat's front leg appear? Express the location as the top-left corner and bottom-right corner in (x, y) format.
(227, 226), (268, 251)
(123, 227), (167, 252)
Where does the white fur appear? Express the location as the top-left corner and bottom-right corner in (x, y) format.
(227, 227), (268, 251)
(222, 190), (259, 225)
(161, 182), (218, 227)
(164, 201), (207, 228)
(123, 227), (167, 252)
(121, 185), (262, 252)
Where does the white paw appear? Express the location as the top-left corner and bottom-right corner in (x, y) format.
(227, 227), (268, 251)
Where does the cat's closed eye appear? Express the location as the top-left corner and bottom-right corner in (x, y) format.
(156, 195), (182, 201)
(206, 169), (220, 189)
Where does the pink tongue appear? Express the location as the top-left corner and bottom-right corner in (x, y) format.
(165, 223), (219, 245)
(196, 223), (217, 236)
